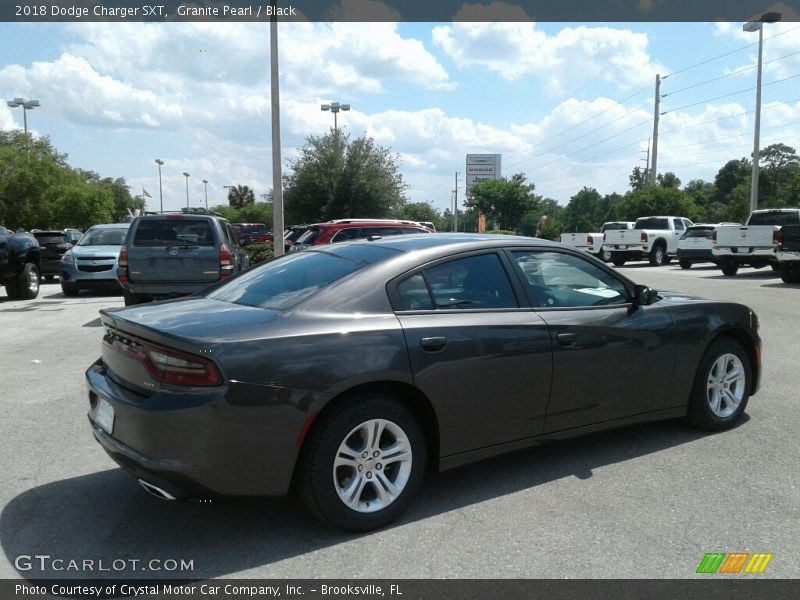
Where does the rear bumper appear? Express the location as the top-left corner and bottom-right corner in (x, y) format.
(676, 249), (716, 262)
(712, 247), (776, 259)
(775, 250), (800, 263)
(119, 278), (217, 297)
(85, 360), (307, 497)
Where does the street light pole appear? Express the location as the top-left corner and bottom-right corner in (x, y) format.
(320, 101), (350, 132)
(202, 179), (209, 210)
(744, 11), (781, 213)
(6, 97), (40, 137)
(182, 172), (190, 209)
(155, 159), (164, 214)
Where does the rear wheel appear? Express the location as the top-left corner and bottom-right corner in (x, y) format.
(298, 394), (427, 531)
(720, 259), (739, 277)
(687, 339), (751, 430)
(611, 252), (626, 267)
(14, 263), (40, 300)
(123, 290), (143, 306)
(600, 249), (612, 263)
(679, 260), (692, 270)
(649, 244), (666, 266)
(780, 263), (800, 284)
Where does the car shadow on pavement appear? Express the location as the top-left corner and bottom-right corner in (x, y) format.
(0, 416), (734, 580)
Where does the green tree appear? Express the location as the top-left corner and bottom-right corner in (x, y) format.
(465, 173), (540, 231)
(629, 166), (650, 190)
(657, 172), (681, 189)
(617, 185), (699, 222)
(559, 187), (602, 233)
(395, 201), (443, 229)
(228, 185), (256, 209)
(283, 130), (406, 224)
(760, 143), (800, 206)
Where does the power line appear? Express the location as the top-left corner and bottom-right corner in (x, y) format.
(661, 74), (800, 115)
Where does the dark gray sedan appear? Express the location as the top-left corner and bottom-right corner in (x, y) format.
(86, 234), (761, 531)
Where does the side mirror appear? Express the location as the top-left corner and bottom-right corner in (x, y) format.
(634, 284), (659, 306)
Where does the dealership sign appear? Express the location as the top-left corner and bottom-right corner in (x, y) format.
(465, 154), (501, 191)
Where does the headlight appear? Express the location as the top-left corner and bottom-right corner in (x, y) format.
(60, 252), (73, 265)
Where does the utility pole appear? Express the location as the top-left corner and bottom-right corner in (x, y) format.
(641, 137), (651, 182)
(453, 172), (459, 233)
(650, 74), (661, 184)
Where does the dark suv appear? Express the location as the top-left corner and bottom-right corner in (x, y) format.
(118, 213), (249, 306)
(291, 219), (432, 251)
(32, 230), (74, 280)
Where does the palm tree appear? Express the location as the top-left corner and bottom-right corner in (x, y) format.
(228, 185), (256, 208)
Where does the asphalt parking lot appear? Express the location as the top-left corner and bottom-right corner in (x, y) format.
(1, 265), (798, 580)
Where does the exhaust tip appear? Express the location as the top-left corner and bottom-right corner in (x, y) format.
(138, 479), (177, 501)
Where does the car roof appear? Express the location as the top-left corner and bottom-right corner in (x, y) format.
(328, 232), (550, 252)
(87, 223), (131, 229)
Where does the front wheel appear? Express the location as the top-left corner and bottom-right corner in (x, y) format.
(298, 394), (427, 531)
(14, 263), (40, 300)
(687, 339), (751, 431)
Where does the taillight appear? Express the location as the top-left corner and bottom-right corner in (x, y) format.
(640, 232), (648, 243)
(588, 235), (594, 245)
(104, 332), (221, 386)
(712, 230), (717, 242)
(219, 243), (233, 279)
(773, 229), (784, 246)
(117, 244), (129, 283)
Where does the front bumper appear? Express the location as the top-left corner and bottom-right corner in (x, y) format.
(61, 259), (121, 288)
(85, 359), (306, 497)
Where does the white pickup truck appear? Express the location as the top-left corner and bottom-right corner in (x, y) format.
(602, 216), (694, 266)
(712, 208), (800, 276)
(560, 221), (635, 262)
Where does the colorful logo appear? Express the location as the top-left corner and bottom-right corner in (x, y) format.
(696, 552), (773, 574)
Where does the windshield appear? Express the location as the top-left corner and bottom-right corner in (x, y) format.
(33, 232), (66, 244)
(77, 227), (128, 246)
(207, 244), (400, 310)
(681, 227), (714, 240)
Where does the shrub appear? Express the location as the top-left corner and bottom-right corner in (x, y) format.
(245, 243), (274, 265)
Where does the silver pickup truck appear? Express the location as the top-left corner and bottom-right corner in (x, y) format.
(712, 208), (800, 276)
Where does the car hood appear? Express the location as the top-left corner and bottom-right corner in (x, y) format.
(69, 245), (122, 258)
(101, 297), (283, 347)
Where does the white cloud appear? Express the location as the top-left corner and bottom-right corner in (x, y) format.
(432, 23), (665, 95)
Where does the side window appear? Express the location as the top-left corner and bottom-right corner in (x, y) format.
(422, 253), (517, 309)
(332, 228), (360, 242)
(396, 273), (434, 310)
(511, 251), (629, 308)
(674, 219), (685, 231)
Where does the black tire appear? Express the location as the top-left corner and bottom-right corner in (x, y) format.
(611, 252), (626, 267)
(298, 394), (427, 531)
(14, 263), (40, 300)
(771, 264), (781, 272)
(687, 339), (751, 431)
(663, 255), (673, 265)
(61, 283), (79, 297)
(780, 263), (800, 284)
(679, 260), (692, 270)
(123, 289), (142, 306)
(720, 260), (739, 277)
(648, 244), (666, 266)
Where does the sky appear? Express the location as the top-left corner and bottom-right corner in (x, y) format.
(1, 13), (800, 217)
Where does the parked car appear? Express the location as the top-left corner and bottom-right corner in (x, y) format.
(32, 230), (75, 280)
(712, 208), (800, 276)
(64, 229), (83, 245)
(86, 233), (760, 531)
(0, 226), (40, 300)
(677, 223), (740, 269)
(117, 213), (248, 306)
(284, 224), (310, 252)
(291, 219), (433, 251)
(234, 223), (273, 246)
(60, 223), (130, 297)
(561, 221), (635, 262)
(602, 216), (694, 266)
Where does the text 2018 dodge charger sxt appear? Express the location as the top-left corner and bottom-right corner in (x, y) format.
(86, 234), (761, 531)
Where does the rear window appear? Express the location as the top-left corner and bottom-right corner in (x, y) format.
(601, 222), (630, 232)
(133, 219), (215, 246)
(634, 218), (669, 230)
(747, 211), (800, 226)
(295, 227), (321, 245)
(33, 232), (66, 244)
(682, 227), (714, 239)
(241, 224), (268, 234)
(207, 244), (400, 310)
